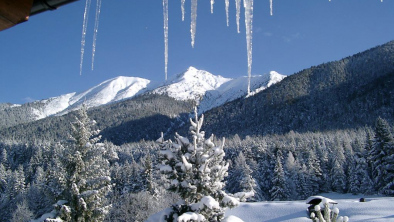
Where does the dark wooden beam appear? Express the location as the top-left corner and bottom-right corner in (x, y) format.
(0, 0), (34, 31)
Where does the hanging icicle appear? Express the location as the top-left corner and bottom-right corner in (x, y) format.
(235, 0), (241, 33)
(244, 0), (254, 94)
(163, 0), (169, 81)
(270, 0), (273, 16)
(181, 0), (186, 21)
(211, 0), (215, 13)
(191, 0), (198, 48)
(91, 0), (102, 71)
(79, 0), (91, 75)
(225, 0), (230, 26)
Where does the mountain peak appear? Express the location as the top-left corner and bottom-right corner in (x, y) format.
(3, 67), (285, 124)
(153, 67), (232, 101)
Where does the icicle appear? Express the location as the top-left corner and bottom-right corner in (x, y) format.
(181, 0), (185, 21)
(163, 0), (169, 81)
(91, 0), (102, 71)
(79, 0), (91, 75)
(211, 0), (214, 13)
(270, 0), (273, 16)
(235, 0), (241, 33)
(225, 0), (230, 26)
(244, 0), (253, 94)
(190, 0), (198, 48)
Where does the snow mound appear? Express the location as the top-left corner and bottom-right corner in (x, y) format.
(222, 215), (244, 222)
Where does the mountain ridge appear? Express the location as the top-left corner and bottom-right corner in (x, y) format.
(1, 41), (393, 144)
(0, 66), (285, 128)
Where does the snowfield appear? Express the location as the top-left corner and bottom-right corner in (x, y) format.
(226, 193), (394, 222)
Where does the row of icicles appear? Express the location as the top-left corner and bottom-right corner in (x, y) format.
(80, 0), (383, 94)
(164, 0), (257, 94)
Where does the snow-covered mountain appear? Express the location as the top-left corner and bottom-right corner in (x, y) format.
(198, 71), (286, 113)
(32, 76), (151, 119)
(6, 67), (285, 121)
(151, 66), (232, 101)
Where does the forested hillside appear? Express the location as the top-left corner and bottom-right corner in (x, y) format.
(203, 41), (394, 138)
(0, 94), (194, 144)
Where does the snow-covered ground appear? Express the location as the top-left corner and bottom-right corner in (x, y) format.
(226, 193), (394, 222)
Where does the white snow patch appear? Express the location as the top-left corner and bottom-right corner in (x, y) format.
(152, 66), (231, 102)
(10, 104), (22, 108)
(222, 215), (244, 222)
(66, 76), (150, 111)
(145, 207), (173, 222)
(160, 165), (173, 173)
(199, 71), (285, 113)
(226, 193), (394, 222)
(30, 210), (61, 222)
(178, 212), (205, 222)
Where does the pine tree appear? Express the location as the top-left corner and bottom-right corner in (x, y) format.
(369, 117), (394, 193)
(269, 152), (290, 201)
(227, 152), (260, 201)
(0, 163), (7, 193)
(58, 106), (112, 222)
(348, 152), (373, 195)
(1, 148), (9, 169)
(153, 109), (246, 221)
(11, 200), (34, 222)
(330, 158), (347, 193)
(296, 164), (312, 199)
(6, 165), (26, 201)
(284, 151), (298, 199)
(307, 149), (323, 193)
(142, 152), (156, 194)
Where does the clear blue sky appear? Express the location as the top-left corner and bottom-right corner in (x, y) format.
(1, 0), (393, 104)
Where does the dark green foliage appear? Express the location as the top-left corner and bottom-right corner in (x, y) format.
(203, 41), (394, 138)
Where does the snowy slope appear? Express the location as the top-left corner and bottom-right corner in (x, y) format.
(199, 71), (286, 113)
(226, 193), (394, 222)
(9, 67), (285, 122)
(33, 76), (150, 119)
(151, 66), (231, 101)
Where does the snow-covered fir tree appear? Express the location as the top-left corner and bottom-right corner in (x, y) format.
(148, 108), (249, 222)
(284, 151), (299, 200)
(330, 158), (347, 193)
(307, 148), (323, 193)
(142, 152), (156, 194)
(369, 117), (394, 194)
(269, 150), (290, 201)
(11, 200), (33, 222)
(348, 151), (373, 195)
(54, 105), (112, 222)
(226, 151), (260, 201)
